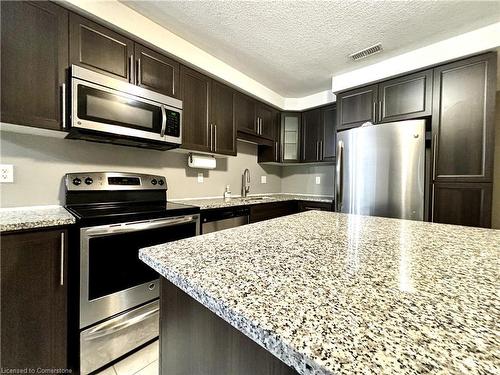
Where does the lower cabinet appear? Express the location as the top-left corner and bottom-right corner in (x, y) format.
(0, 229), (68, 369)
(432, 183), (492, 228)
(297, 201), (333, 212)
(250, 201), (298, 223)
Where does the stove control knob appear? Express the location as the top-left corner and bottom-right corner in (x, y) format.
(151, 179), (157, 185)
(158, 179), (164, 186)
(72, 178), (82, 186)
(85, 177), (93, 185)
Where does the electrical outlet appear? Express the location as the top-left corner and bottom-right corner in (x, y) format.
(261, 175), (267, 184)
(315, 176), (321, 185)
(197, 173), (204, 183)
(0, 164), (14, 183)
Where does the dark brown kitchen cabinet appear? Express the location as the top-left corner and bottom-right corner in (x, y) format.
(432, 53), (496, 183)
(1, 229), (68, 368)
(250, 201), (298, 223)
(378, 69), (432, 123)
(301, 109), (322, 162)
(134, 43), (180, 98)
(256, 103), (277, 140)
(180, 66), (211, 153)
(258, 111), (281, 163)
(336, 85), (378, 130)
(281, 112), (302, 163)
(432, 183), (492, 228)
(235, 93), (257, 134)
(321, 105), (337, 161)
(210, 80), (236, 155)
(70, 13), (134, 83)
(297, 201), (333, 212)
(0, 1), (68, 130)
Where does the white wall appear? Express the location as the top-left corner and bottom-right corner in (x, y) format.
(0, 130), (283, 207)
(281, 165), (334, 196)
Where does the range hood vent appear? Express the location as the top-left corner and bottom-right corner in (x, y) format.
(349, 43), (383, 61)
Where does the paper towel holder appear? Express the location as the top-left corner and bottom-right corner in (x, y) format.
(188, 153), (217, 169)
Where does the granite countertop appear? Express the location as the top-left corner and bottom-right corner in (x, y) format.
(140, 211), (500, 375)
(173, 193), (334, 210)
(0, 205), (76, 233)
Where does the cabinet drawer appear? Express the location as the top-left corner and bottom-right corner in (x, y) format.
(297, 201), (333, 212)
(249, 201), (298, 223)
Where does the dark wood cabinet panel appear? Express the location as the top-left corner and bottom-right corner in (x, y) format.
(134, 44), (179, 97)
(433, 183), (492, 228)
(250, 201), (298, 223)
(211, 81), (236, 155)
(70, 13), (133, 82)
(1, 229), (68, 368)
(432, 53), (496, 182)
(321, 105), (337, 161)
(235, 93), (257, 135)
(160, 279), (298, 375)
(297, 201), (333, 212)
(301, 109), (322, 162)
(337, 85), (378, 130)
(256, 104), (276, 140)
(378, 69), (432, 123)
(180, 66), (211, 152)
(0, 1), (68, 130)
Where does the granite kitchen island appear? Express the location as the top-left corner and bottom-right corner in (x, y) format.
(139, 211), (500, 375)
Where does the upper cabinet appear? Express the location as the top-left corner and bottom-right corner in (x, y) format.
(321, 105), (337, 161)
(256, 103), (277, 140)
(180, 65), (236, 156)
(235, 93), (257, 135)
(378, 69), (432, 123)
(134, 44), (180, 98)
(70, 13), (134, 83)
(301, 109), (322, 162)
(0, 1), (68, 130)
(432, 53), (496, 183)
(336, 85), (378, 130)
(281, 113), (302, 163)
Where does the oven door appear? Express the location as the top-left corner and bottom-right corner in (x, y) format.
(80, 214), (199, 328)
(71, 77), (182, 145)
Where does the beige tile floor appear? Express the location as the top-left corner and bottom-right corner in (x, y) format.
(96, 341), (159, 375)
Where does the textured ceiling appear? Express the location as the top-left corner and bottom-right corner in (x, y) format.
(121, 1), (500, 97)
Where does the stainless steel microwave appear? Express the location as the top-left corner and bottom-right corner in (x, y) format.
(67, 65), (182, 150)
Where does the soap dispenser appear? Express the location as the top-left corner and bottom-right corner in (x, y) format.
(224, 185), (231, 201)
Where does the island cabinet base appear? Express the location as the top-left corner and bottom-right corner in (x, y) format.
(160, 279), (298, 375)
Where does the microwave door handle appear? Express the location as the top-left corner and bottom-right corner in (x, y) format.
(160, 105), (167, 137)
(84, 215), (199, 237)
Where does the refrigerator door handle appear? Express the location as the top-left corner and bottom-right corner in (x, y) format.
(336, 140), (344, 211)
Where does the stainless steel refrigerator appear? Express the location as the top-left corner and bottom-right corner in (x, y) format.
(335, 120), (426, 221)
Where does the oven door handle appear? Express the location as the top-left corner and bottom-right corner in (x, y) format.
(84, 305), (159, 340)
(84, 215), (199, 237)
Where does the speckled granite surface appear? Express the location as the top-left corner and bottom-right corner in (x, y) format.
(173, 193), (333, 209)
(140, 211), (500, 375)
(0, 206), (75, 232)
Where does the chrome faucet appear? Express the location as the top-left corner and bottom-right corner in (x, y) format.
(242, 168), (250, 198)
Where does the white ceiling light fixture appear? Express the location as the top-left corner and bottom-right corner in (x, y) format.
(349, 43), (383, 61)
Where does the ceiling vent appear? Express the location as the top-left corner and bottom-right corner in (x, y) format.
(349, 43), (383, 61)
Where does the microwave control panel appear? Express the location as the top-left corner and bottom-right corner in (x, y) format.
(165, 110), (181, 137)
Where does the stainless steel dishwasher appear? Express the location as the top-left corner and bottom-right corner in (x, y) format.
(201, 206), (250, 234)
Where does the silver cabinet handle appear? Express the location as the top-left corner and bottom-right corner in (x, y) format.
(129, 55), (134, 83)
(160, 105), (166, 137)
(316, 141), (319, 161)
(61, 83), (66, 129)
(275, 141), (278, 161)
(378, 101), (382, 122)
(137, 57), (141, 85)
(431, 184), (435, 222)
(210, 123), (213, 151)
(432, 134), (438, 181)
(60, 232), (65, 286)
(320, 140), (323, 161)
(214, 124), (217, 152)
(373, 101), (376, 121)
(336, 140), (344, 211)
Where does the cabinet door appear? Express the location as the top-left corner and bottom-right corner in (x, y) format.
(281, 113), (301, 163)
(433, 183), (492, 228)
(336, 85), (378, 130)
(432, 53), (496, 182)
(134, 44), (180, 98)
(301, 109), (321, 162)
(257, 111), (281, 163)
(321, 105), (337, 161)
(180, 66), (211, 152)
(256, 104), (276, 140)
(1, 229), (68, 368)
(0, 1), (68, 130)
(70, 13), (134, 82)
(378, 69), (432, 123)
(297, 201), (333, 212)
(235, 93), (257, 135)
(211, 81), (236, 155)
(249, 201), (298, 223)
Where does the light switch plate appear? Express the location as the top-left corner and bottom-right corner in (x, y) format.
(315, 176), (321, 185)
(0, 164), (14, 183)
(197, 173), (204, 183)
(261, 175), (267, 184)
